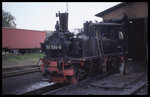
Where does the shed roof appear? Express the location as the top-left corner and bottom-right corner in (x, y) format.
(91, 22), (123, 26)
(95, 2), (130, 17)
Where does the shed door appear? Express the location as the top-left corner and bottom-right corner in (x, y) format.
(128, 18), (146, 61)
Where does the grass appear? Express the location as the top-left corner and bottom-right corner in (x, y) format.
(2, 53), (45, 68)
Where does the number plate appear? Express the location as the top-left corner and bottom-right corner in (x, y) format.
(46, 45), (61, 50)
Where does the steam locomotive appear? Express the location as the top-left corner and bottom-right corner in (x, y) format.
(37, 11), (128, 84)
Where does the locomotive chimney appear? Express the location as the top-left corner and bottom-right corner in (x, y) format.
(56, 11), (69, 32)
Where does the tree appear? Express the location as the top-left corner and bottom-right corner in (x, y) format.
(2, 10), (16, 28)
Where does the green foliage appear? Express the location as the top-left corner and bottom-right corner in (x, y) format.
(2, 53), (45, 68)
(2, 10), (16, 28)
(2, 53), (45, 63)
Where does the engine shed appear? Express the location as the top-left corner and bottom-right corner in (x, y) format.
(95, 2), (148, 62)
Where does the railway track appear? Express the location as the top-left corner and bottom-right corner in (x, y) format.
(17, 83), (69, 95)
(2, 68), (39, 78)
(17, 73), (106, 95)
(130, 81), (148, 95)
(42, 73), (148, 95)
(10, 72), (147, 95)
(42, 74), (106, 95)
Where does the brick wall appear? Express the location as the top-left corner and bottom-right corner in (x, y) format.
(102, 2), (148, 21)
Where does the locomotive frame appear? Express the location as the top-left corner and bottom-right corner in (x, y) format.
(37, 11), (128, 84)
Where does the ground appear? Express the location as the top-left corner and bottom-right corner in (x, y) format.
(49, 61), (148, 95)
(2, 72), (46, 95)
(2, 53), (44, 69)
(2, 53), (51, 95)
(2, 53), (148, 95)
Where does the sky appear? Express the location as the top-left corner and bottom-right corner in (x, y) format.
(2, 2), (121, 32)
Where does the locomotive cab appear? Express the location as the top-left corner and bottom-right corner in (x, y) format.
(91, 22), (128, 55)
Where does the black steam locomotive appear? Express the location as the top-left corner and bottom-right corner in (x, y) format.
(38, 12), (128, 84)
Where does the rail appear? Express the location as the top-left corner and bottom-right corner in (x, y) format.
(42, 73), (106, 95)
(12, 72), (147, 95)
(2, 68), (39, 78)
(42, 73), (148, 95)
(18, 73), (106, 95)
(130, 81), (148, 95)
(17, 83), (68, 95)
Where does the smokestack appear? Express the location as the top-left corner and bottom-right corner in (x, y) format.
(56, 12), (69, 32)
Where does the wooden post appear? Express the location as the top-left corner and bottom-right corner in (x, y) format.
(123, 60), (126, 75)
(123, 58), (131, 75)
(95, 28), (101, 57)
(89, 61), (93, 77)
